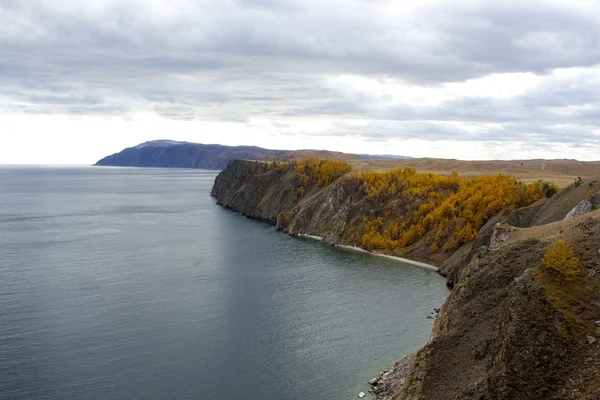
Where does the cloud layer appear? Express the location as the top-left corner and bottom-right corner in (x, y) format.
(2, 0), (600, 160)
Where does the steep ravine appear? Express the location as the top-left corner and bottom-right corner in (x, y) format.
(212, 160), (600, 399)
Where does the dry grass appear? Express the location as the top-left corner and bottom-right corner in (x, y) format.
(346, 158), (600, 188)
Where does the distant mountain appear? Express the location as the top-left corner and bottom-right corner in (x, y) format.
(359, 153), (412, 159)
(94, 140), (366, 169)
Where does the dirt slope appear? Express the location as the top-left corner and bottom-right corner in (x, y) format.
(377, 211), (600, 400)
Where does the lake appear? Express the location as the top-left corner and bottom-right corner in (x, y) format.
(0, 166), (448, 400)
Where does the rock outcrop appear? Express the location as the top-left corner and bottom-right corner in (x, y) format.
(565, 193), (600, 220)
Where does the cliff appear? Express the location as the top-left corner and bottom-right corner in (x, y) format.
(211, 159), (304, 220)
(212, 159), (600, 399)
(212, 159), (554, 267)
(375, 211), (600, 400)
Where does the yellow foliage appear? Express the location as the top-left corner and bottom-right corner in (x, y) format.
(272, 159), (552, 255)
(294, 158), (352, 187)
(267, 158), (351, 197)
(541, 240), (580, 279)
(352, 170), (551, 254)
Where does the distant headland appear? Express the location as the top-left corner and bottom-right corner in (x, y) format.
(94, 140), (409, 170)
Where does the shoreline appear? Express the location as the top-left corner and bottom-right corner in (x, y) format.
(296, 233), (438, 272)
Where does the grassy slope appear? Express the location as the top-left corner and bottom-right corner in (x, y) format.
(348, 158), (600, 188)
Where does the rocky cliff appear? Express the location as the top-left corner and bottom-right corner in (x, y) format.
(212, 160), (600, 399)
(211, 159), (303, 220)
(374, 211), (600, 400)
(212, 159), (444, 263)
(212, 159), (555, 267)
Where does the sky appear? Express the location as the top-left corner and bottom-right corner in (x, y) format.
(2, 0), (600, 164)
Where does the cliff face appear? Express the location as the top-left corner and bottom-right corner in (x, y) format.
(211, 159), (370, 246)
(211, 159), (303, 220)
(212, 160), (449, 265)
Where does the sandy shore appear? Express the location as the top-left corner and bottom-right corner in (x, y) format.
(296, 233), (438, 272)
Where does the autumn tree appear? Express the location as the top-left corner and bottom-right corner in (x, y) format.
(540, 240), (580, 279)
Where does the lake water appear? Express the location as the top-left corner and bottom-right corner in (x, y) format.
(0, 166), (449, 400)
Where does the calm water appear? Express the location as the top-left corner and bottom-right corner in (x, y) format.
(0, 166), (449, 400)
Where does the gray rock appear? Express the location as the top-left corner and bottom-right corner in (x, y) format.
(490, 223), (514, 248)
(587, 335), (596, 344)
(565, 200), (593, 220)
(565, 194), (600, 220)
(369, 378), (379, 386)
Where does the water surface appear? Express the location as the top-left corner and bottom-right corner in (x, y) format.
(0, 166), (448, 400)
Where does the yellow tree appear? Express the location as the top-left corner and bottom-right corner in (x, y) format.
(540, 240), (580, 279)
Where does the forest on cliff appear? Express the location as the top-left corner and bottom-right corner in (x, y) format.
(267, 158), (557, 257)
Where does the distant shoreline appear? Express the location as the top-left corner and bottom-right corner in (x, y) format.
(296, 234), (438, 272)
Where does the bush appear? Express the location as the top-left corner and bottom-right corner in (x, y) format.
(542, 181), (559, 198)
(540, 240), (580, 279)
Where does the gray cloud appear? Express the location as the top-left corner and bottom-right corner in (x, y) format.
(1, 0), (600, 153)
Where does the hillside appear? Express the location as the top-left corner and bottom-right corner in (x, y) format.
(212, 159), (600, 399)
(94, 140), (365, 169)
(376, 208), (600, 400)
(95, 140), (284, 169)
(350, 158), (600, 188)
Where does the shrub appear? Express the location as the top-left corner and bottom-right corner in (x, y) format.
(542, 181), (559, 198)
(540, 240), (580, 279)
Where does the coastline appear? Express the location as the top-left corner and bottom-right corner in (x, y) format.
(296, 233), (438, 272)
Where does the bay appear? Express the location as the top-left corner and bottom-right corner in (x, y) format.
(0, 166), (448, 400)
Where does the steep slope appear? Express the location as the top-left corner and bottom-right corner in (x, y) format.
(211, 159), (305, 220)
(440, 177), (600, 285)
(375, 211), (600, 400)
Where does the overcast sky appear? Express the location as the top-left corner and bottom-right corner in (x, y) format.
(2, 0), (600, 163)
